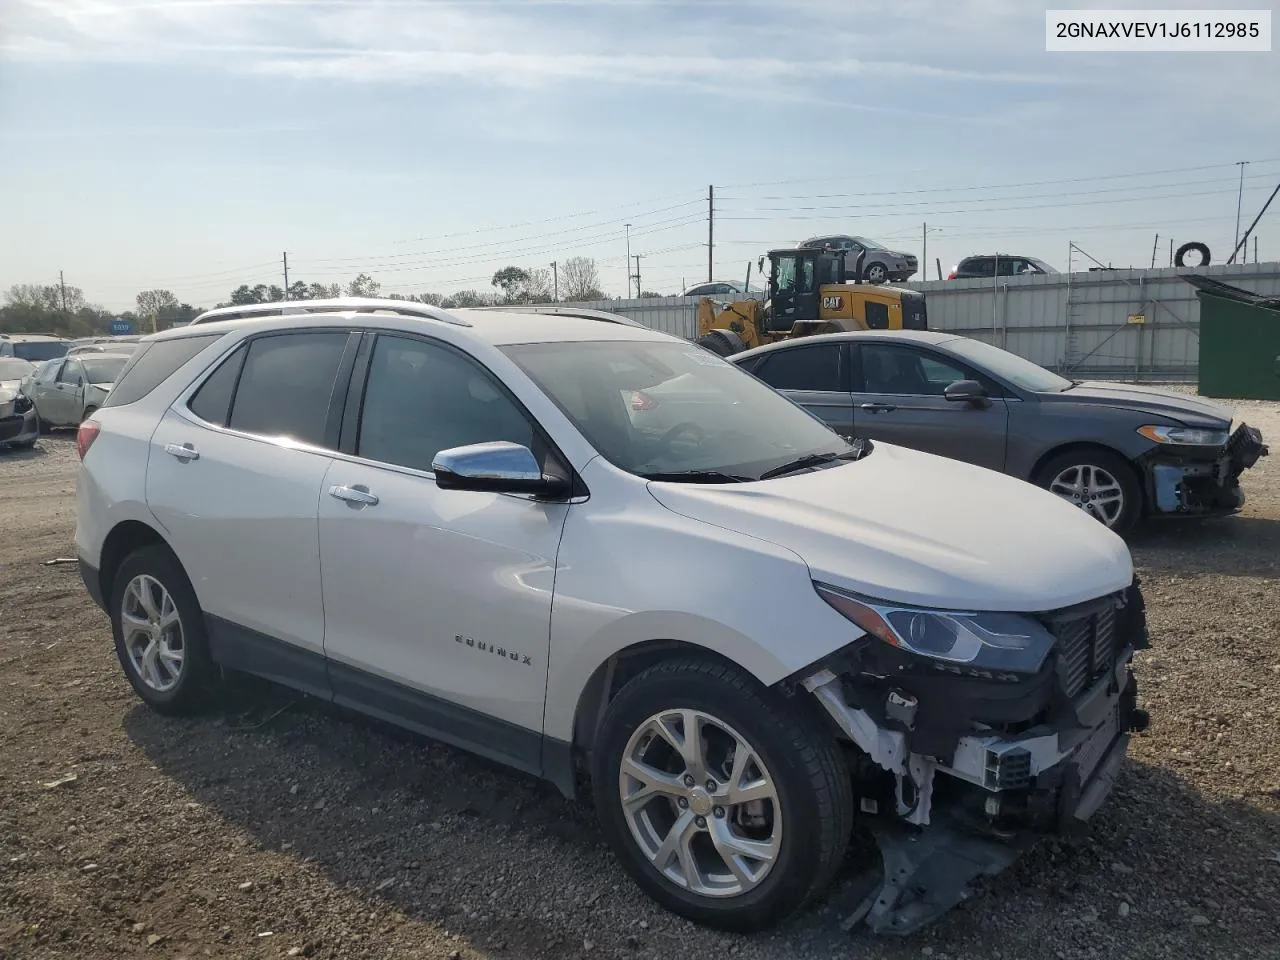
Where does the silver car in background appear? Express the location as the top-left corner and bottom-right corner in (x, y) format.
(23, 352), (132, 428)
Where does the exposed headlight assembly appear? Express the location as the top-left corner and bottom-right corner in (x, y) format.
(1137, 424), (1228, 446)
(814, 583), (1055, 673)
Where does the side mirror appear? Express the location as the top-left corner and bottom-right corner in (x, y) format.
(432, 441), (569, 498)
(943, 379), (990, 408)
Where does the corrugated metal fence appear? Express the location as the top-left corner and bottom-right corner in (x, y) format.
(565, 263), (1280, 381)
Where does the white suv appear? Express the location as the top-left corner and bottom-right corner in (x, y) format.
(74, 299), (1149, 935)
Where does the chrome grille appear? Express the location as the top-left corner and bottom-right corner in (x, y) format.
(1051, 603), (1117, 699)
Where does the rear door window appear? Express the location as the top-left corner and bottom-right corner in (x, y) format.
(753, 344), (842, 392)
(188, 345), (247, 426)
(102, 333), (225, 408)
(227, 332), (349, 448)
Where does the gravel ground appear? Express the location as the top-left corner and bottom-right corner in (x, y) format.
(2, 403), (1279, 960)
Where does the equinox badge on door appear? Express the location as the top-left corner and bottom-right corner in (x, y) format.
(456, 634), (533, 666)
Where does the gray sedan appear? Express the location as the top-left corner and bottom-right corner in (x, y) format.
(729, 330), (1269, 533)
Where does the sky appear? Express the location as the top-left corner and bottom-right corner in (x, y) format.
(1, 0), (1279, 312)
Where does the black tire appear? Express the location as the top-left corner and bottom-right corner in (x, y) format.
(109, 544), (217, 715)
(1033, 447), (1142, 536)
(696, 329), (746, 357)
(863, 261), (888, 284)
(591, 657), (854, 932)
(1174, 241), (1210, 268)
(82, 405), (98, 422)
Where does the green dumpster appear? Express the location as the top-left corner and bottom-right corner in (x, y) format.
(1183, 275), (1280, 401)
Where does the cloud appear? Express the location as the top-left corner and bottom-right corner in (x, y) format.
(4, 0), (1077, 99)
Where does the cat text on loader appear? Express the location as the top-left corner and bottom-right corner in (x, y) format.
(695, 247), (928, 357)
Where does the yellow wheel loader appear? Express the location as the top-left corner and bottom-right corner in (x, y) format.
(695, 248), (927, 356)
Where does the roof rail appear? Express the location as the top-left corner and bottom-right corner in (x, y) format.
(474, 304), (648, 328)
(188, 298), (472, 328)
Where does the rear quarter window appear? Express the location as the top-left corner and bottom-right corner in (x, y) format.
(101, 333), (225, 408)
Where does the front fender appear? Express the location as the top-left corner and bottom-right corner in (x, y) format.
(542, 467), (860, 744)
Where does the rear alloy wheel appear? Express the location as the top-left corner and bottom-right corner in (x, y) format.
(591, 658), (853, 932)
(109, 545), (217, 714)
(1036, 449), (1140, 534)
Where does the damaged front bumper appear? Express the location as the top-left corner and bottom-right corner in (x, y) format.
(1146, 421), (1268, 517)
(799, 583), (1151, 935)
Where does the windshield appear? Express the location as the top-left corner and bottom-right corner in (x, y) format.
(13, 341), (68, 362)
(80, 356), (129, 384)
(944, 337), (1073, 393)
(854, 237), (886, 250)
(0, 358), (34, 381)
(501, 340), (857, 481)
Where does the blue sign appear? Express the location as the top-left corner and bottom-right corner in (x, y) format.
(110, 317), (133, 335)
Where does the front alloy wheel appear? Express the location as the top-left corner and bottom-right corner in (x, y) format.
(620, 709), (781, 897)
(1035, 448), (1140, 535)
(592, 658), (853, 932)
(1048, 463), (1125, 526)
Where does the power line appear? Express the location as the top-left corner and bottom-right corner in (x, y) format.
(719, 185), (1260, 222)
(717, 156), (1280, 192)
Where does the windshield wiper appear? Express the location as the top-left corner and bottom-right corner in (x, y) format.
(759, 448), (858, 481)
(640, 470), (753, 484)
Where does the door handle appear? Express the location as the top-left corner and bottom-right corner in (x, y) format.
(164, 442), (200, 461)
(328, 484), (379, 506)
(859, 402), (898, 413)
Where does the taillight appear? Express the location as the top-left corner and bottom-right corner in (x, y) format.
(946, 272), (957, 280)
(76, 420), (101, 460)
(631, 391), (659, 411)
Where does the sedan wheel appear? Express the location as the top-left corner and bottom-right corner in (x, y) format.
(863, 262), (888, 284)
(1035, 449), (1141, 534)
(620, 708), (781, 898)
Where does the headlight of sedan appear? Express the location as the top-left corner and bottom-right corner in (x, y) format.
(1137, 424), (1228, 446)
(814, 582), (1055, 673)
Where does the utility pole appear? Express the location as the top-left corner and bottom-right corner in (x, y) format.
(1254, 236), (1258, 264)
(624, 224), (632, 299)
(550, 261), (558, 301)
(921, 223), (941, 281)
(58, 270), (68, 314)
(283, 251), (289, 295)
(707, 184), (715, 283)
(632, 255), (644, 298)
(1234, 161), (1249, 259)
(1150, 233), (1159, 269)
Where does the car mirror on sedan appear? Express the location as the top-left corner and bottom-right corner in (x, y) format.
(943, 379), (990, 408)
(432, 441), (570, 498)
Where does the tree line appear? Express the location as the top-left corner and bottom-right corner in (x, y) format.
(1, 256), (671, 339)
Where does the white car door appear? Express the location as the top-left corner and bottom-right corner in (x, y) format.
(317, 331), (571, 776)
(145, 329), (358, 694)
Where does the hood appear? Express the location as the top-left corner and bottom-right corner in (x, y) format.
(1042, 381), (1233, 427)
(646, 443), (1132, 613)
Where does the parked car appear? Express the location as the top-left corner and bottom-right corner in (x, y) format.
(0, 333), (71, 362)
(0, 357), (39, 450)
(682, 281), (742, 298)
(68, 341), (141, 358)
(730, 330), (1268, 533)
(24, 352), (131, 428)
(947, 255), (1058, 280)
(75, 298), (1147, 935)
(797, 235), (917, 284)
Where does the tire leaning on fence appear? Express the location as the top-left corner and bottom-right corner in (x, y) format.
(1174, 241), (1211, 268)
